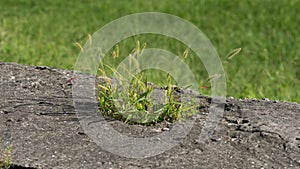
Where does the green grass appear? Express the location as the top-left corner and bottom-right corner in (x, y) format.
(97, 44), (198, 125)
(0, 0), (299, 102)
(0, 146), (11, 169)
(0, 138), (12, 169)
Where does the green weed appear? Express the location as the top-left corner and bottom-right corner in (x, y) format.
(97, 42), (198, 126)
(0, 138), (12, 169)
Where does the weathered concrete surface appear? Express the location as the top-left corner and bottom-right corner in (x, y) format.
(0, 62), (299, 169)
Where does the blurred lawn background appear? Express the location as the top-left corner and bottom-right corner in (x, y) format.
(0, 0), (299, 102)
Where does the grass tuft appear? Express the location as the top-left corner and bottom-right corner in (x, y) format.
(0, 138), (12, 169)
(97, 42), (198, 126)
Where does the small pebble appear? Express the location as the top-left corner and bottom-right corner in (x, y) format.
(162, 127), (170, 131)
(262, 98), (270, 101)
(194, 148), (202, 154)
(154, 137), (161, 141)
(228, 96), (234, 99)
(150, 128), (162, 133)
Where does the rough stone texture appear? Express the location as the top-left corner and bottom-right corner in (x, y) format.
(0, 62), (299, 169)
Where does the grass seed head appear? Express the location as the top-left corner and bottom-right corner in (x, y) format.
(227, 47), (242, 59)
(183, 48), (189, 58)
(74, 42), (83, 52)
